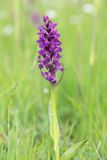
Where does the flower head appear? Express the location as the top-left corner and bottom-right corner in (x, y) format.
(37, 16), (64, 85)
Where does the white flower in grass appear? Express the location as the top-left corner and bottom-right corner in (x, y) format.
(3, 25), (13, 36)
(82, 3), (95, 14)
(43, 88), (49, 94)
(45, 9), (57, 19)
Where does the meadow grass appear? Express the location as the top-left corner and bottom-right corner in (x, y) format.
(0, 0), (107, 159)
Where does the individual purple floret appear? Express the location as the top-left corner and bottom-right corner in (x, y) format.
(37, 16), (64, 85)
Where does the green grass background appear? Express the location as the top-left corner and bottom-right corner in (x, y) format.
(0, 0), (107, 159)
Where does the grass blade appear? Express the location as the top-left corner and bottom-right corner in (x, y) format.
(61, 139), (88, 160)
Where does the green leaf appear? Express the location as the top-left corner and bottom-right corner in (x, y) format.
(61, 139), (88, 160)
(48, 88), (60, 159)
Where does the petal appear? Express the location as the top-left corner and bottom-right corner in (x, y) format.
(39, 63), (44, 69)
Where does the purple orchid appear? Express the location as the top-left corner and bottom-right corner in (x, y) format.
(37, 16), (64, 85)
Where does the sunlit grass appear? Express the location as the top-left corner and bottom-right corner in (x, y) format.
(0, 0), (107, 159)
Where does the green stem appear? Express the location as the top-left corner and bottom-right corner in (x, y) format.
(50, 87), (60, 160)
(55, 149), (59, 160)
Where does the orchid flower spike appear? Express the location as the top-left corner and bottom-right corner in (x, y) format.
(37, 16), (64, 86)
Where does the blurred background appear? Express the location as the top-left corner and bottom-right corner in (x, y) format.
(0, 0), (107, 159)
